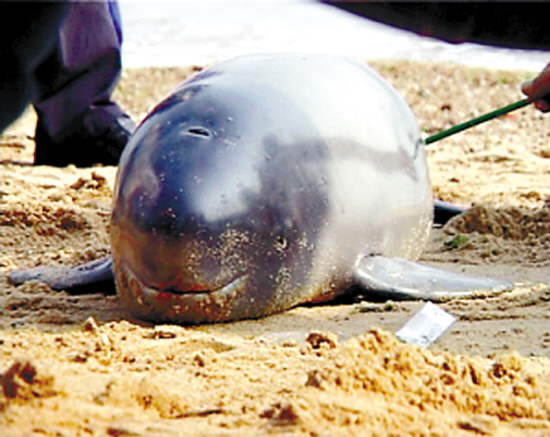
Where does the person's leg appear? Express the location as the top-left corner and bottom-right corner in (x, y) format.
(0, 2), (68, 133)
(33, 0), (135, 167)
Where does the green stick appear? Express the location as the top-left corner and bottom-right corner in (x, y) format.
(424, 98), (531, 145)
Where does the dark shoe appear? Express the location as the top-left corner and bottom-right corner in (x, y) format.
(34, 100), (136, 167)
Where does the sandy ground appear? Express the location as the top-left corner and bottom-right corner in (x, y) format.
(1, 60), (549, 436)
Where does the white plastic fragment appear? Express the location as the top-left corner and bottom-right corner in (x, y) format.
(395, 302), (456, 348)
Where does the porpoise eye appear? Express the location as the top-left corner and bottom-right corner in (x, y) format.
(187, 127), (211, 137)
(274, 235), (288, 252)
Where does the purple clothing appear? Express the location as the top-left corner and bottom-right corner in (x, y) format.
(33, 1), (124, 142)
(0, 2), (68, 132)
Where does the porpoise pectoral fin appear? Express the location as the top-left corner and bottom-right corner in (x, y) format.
(8, 256), (114, 292)
(433, 199), (467, 225)
(353, 255), (513, 301)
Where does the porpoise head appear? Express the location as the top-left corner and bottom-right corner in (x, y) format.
(110, 74), (329, 324)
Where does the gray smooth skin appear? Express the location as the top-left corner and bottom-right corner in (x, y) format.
(9, 54), (512, 324)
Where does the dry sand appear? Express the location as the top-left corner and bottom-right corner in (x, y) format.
(1, 60), (549, 436)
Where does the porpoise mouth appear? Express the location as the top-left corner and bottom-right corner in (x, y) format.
(148, 276), (248, 296)
(114, 261), (253, 324)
